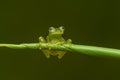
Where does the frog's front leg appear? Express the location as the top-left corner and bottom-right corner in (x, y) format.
(39, 36), (46, 49)
(57, 39), (72, 59)
(39, 36), (51, 58)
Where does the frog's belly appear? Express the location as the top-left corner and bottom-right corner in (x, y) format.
(50, 40), (59, 44)
(50, 39), (65, 44)
(50, 50), (63, 56)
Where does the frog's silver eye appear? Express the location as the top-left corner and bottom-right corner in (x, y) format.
(49, 27), (55, 32)
(59, 26), (65, 31)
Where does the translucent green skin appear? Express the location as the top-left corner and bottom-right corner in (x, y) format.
(39, 27), (71, 59)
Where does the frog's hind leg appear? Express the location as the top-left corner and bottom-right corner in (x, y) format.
(42, 49), (50, 59)
(57, 51), (66, 59)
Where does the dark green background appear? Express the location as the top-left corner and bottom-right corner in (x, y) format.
(0, 0), (120, 80)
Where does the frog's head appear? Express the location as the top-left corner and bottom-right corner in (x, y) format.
(49, 26), (64, 35)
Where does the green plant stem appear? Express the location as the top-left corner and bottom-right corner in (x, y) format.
(0, 43), (120, 58)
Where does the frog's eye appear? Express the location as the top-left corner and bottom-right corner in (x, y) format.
(49, 27), (55, 32)
(59, 26), (65, 32)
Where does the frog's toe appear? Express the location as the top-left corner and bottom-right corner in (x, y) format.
(39, 47), (42, 50)
(58, 52), (66, 59)
(48, 47), (51, 50)
(39, 36), (46, 43)
(67, 39), (72, 44)
(46, 55), (50, 59)
(44, 53), (50, 59)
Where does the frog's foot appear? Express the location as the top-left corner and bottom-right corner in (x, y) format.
(42, 50), (50, 59)
(58, 51), (66, 59)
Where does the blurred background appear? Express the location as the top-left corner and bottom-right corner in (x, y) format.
(0, 0), (120, 80)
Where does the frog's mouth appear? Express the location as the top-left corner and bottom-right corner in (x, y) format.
(51, 32), (64, 35)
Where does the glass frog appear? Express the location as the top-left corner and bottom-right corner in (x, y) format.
(39, 26), (72, 59)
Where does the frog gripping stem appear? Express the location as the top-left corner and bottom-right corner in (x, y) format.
(0, 27), (120, 59)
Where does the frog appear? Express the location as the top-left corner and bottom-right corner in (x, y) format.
(39, 26), (72, 59)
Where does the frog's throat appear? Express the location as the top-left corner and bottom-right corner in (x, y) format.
(49, 34), (63, 37)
